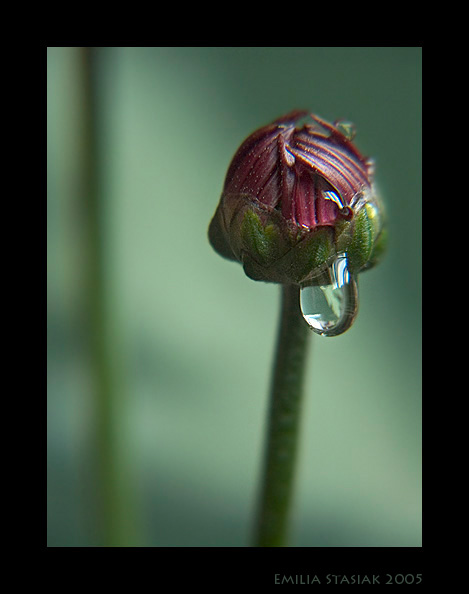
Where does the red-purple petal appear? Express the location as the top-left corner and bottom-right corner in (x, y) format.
(222, 111), (372, 231)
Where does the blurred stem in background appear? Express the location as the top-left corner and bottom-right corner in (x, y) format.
(79, 47), (138, 547)
(252, 284), (311, 546)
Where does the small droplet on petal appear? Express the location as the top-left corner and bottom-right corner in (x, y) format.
(336, 120), (357, 140)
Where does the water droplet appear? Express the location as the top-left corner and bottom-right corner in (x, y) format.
(300, 253), (358, 337)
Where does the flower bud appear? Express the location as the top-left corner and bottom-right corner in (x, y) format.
(208, 110), (386, 286)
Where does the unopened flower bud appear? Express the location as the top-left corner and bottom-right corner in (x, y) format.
(208, 110), (386, 287)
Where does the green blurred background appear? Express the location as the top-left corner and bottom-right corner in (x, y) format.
(47, 47), (422, 547)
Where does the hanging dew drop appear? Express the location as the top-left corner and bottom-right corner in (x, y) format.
(300, 253), (358, 337)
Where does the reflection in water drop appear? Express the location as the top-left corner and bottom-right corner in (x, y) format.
(300, 253), (358, 337)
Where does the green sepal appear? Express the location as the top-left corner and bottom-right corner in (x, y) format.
(335, 219), (353, 254)
(208, 205), (237, 262)
(280, 226), (336, 285)
(241, 225), (336, 285)
(240, 211), (284, 266)
(364, 226), (388, 271)
(347, 205), (374, 274)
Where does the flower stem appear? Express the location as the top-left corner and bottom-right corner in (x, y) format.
(79, 47), (137, 547)
(252, 283), (311, 547)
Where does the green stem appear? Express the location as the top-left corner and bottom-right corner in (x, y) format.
(79, 47), (136, 547)
(252, 283), (311, 547)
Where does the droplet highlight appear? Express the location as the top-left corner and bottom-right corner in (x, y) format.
(300, 253), (358, 337)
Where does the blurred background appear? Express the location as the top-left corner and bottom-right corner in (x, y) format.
(47, 47), (422, 547)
